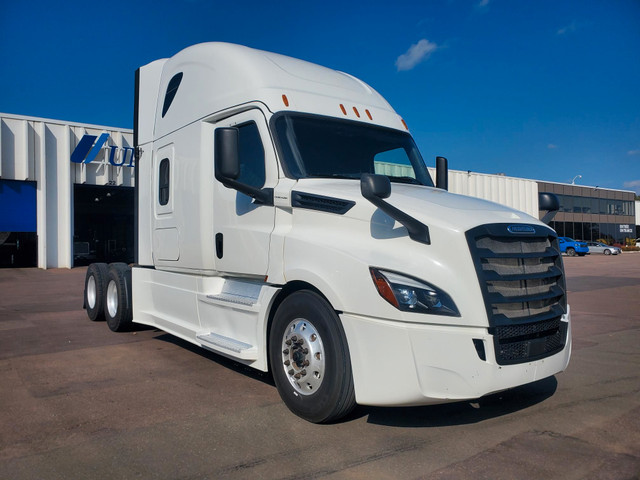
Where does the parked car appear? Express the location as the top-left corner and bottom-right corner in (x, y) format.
(586, 241), (621, 255)
(558, 237), (589, 256)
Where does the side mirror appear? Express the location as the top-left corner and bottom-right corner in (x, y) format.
(214, 127), (240, 182)
(539, 192), (559, 212)
(539, 192), (560, 225)
(213, 127), (273, 206)
(361, 172), (391, 200)
(436, 156), (448, 190)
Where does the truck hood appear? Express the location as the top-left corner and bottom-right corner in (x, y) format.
(291, 178), (540, 233)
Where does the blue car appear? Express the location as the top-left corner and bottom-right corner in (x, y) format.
(558, 237), (589, 256)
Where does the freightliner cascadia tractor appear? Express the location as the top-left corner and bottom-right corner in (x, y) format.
(84, 43), (570, 423)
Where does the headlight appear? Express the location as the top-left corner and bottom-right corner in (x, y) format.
(369, 268), (460, 316)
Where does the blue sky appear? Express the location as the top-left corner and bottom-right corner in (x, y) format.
(1, 0), (638, 193)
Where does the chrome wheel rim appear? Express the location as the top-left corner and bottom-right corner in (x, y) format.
(87, 276), (97, 309)
(281, 319), (325, 396)
(106, 280), (118, 317)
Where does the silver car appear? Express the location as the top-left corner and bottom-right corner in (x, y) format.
(586, 242), (621, 255)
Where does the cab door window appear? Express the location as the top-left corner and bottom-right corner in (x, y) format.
(237, 122), (266, 189)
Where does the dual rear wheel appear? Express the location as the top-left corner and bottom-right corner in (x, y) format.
(84, 263), (132, 332)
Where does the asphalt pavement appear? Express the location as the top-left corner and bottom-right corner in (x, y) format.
(1, 254), (639, 479)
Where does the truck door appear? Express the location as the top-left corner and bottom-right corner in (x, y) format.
(212, 110), (277, 276)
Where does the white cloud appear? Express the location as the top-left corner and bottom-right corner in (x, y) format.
(557, 21), (578, 35)
(547, 144), (558, 149)
(478, 0), (490, 7)
(623, 180), (640, 194)
(396, 39), (438, 72)
(628, 149), (640, 155)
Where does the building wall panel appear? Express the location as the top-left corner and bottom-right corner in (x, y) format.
(429, 168), (539, 218)
(1, 113), (133, 268)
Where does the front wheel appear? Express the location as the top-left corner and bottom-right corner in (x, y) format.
(269, 290), (355, 423)
(566, 247), (576, 257)
(604, 249), (611, 255)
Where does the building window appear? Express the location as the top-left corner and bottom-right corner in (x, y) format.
(556, 194), (634, 217)
(159, 158), (170, 205)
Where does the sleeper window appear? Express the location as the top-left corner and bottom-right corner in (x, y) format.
(162, 72), (183, 118)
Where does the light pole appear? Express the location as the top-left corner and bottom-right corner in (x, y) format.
(571, 174), (582, 185)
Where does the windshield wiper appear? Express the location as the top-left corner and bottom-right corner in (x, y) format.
(388, 176), (421, 185)
(306, 174), (360, 180)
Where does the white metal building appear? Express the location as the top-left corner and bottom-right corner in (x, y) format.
(1, 113), (133, 268)
(1, 112), (539, 269)
(440, 169), (539, 216)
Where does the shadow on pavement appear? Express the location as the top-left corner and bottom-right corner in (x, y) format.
(150, 328), (558, 427)
(153, 332), (275, 386)
(358, 376), (558, 427)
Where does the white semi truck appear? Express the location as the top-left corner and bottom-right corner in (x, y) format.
(83, 42), (571, 423)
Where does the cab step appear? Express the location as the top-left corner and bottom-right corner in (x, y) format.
(198, 279), (262, 311)
(196, 332), (258, 360)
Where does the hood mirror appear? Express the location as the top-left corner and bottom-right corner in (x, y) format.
(360, 173), (431, 245)
(539, 192), (560, 225)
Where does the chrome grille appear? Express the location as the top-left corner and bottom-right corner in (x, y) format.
(466, 224), (568, 365)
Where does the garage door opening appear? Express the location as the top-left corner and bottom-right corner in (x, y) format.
(0, 180), (37, 268)
(74, 184), (134, 266)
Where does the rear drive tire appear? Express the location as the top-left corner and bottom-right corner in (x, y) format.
(104, 264), (133, 332)
(269, 290), (356, 423)
(84, 263), (109, 321)
(567, 247), (576, 257)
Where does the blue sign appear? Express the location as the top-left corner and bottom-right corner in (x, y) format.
(0, 180), (37, 232)
(71, 133), (135, 167)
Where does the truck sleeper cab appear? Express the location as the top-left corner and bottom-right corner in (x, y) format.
(83, 42), (571, 423)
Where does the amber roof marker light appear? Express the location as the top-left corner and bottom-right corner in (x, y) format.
(282, 94), (290, 107)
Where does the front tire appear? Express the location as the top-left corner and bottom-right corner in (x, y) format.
(104, 264), (133, 332)
(604, 249), (611, 255)
(84, 263), (109, 321)
(567, 247), (576, 257)
(269, 290), (355, 423)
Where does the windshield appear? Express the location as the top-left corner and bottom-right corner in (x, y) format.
(273, 114), (434, 186)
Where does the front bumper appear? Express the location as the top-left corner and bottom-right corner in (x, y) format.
(340, 307), (572, 406)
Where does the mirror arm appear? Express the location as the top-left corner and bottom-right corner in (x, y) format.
(361, 174), (431, 245)
(219, 178), (274, 205)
